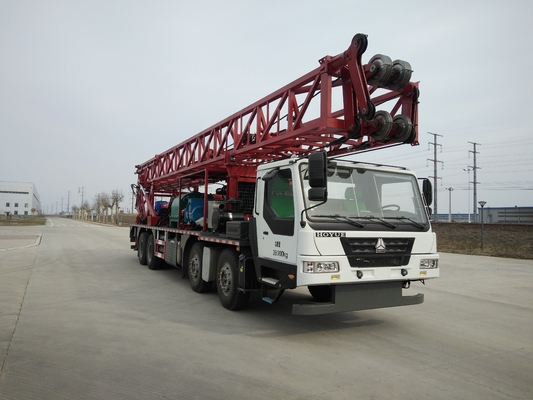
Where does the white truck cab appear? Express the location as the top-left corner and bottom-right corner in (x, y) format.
(251, 153), (438, 314)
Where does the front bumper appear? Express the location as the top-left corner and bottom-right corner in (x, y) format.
(292, 281), (424, 315)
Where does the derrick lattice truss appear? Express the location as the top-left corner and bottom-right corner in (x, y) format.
(135, 33), (419, 209)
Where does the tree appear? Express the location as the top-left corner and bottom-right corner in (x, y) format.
(111, 190), (124, 225)
(81, 201), (92, 220)
(100, 192), (111, 222)
(71, 205), (79, 219)
(93, 194), (103, 222)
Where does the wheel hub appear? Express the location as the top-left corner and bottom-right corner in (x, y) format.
(218, 264), (232, 295)
(189, 256), (199, 280)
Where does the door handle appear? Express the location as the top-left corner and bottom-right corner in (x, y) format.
(263, 231), (269, 235)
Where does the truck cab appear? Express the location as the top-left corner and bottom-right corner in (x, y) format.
(251, 154), (439, 314)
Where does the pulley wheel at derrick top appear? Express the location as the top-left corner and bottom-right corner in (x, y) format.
(371, 110), (393, 141)
(391, 114), (413, 142)
(360, 100), (375, 121)
(386, 60), (413, 92)
(351, 33), (368, 56)
(367, 54), (393, 87)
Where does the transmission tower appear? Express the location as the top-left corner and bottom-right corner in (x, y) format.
(468, 142), (481, 222)
(428, 132), (443, 221)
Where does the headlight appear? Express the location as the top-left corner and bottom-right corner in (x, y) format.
(420, 259), (438, 269)
(303, 261), (339, 273)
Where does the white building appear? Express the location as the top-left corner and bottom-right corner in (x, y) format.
(0, 181), (41, 216)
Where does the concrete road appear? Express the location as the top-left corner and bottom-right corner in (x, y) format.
(0, 217), (532, 399)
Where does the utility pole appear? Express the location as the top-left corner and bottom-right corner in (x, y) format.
(78, 186), (85, 219)
(428, 132), (443, 221)
(67, 190), (70, 216)
(468, 142), (481, 222)
(78, 186), (85, 206)
(446, 187), (454, 222)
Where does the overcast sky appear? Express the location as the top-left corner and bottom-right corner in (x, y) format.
(1, 0), (532, 216)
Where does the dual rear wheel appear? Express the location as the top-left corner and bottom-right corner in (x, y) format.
(188, 242), (212, 293)
(137, 231), (164, 270)
(187, 243), (250, 310)
(138, 234), (251, 310)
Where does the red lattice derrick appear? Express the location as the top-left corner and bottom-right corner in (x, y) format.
(136, 34), (419, 192)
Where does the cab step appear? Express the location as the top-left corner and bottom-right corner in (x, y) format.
(261, 278), (285, 305)
(261, 277), (279, 286)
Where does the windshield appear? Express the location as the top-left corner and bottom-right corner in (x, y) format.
(300, 164), (429, 227)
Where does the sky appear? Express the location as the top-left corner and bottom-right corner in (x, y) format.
(1, 0), (532, 216)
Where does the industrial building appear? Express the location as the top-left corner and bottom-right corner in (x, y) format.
(437, 206), (533, 224)
(479, 206), (533, 224)
(0, 181), (41, 216)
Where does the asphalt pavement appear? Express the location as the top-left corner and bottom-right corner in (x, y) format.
(0, 217), (532, 399)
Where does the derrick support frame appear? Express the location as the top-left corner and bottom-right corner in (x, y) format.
(135, 33), (419, 207)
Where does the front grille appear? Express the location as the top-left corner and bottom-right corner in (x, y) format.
(340, 237), (414, 267)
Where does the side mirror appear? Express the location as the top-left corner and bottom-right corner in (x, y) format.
(308, 187), (327, 202)
(308, 152), (328, 201)
(422, 178), (432, 206)
(308, 152), (327, 187)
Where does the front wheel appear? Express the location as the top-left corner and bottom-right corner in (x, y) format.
(216, 249), (250, 310)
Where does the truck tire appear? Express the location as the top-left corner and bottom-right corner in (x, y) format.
(188, 242), (211, 293)
(146, 234), (164, 270)
(216, 248), (250, 310)
(138, 231), (149, 265)
(308, 285), (332, 302)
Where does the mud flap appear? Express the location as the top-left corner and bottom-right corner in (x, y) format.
(292, 282), (424, 316)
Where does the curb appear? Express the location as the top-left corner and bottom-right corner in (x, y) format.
(0, 233), (42, 252)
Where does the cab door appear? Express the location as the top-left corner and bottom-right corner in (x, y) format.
(254, 168), (298, 265)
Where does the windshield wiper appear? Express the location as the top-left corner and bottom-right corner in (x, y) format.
(312, 214), (364, 228)
(350, 215), (397, 229)
(384, 216), (426, 230)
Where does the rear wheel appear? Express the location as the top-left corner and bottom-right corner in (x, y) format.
(146, 234), (164, 270)
(188, 242), (212, 293)
(138, 231), (149, 265)
(217, 249), (250, 310)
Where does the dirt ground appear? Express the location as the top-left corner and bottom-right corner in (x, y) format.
(432, 222), (532, 260)
(2, 215), (531, 260)
(118, 215), (532, 260)
(0, 215), (47, 226)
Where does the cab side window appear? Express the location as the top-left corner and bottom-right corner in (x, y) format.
(267, 170), (294, 218)
(264, 169), (294, 236)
